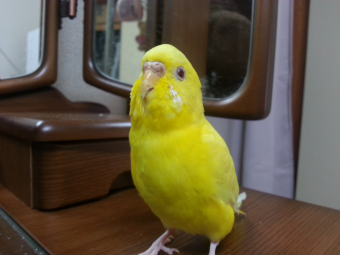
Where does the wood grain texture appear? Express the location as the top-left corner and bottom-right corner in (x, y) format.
(32, 139), (131, 209)
(0, 134), (32, 206)
(1, 186), (340, 255)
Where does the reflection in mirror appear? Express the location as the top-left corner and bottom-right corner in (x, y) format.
(94, 0), (146, 85)
(93, 0), (252, 99)
(0, 0), (44, 80)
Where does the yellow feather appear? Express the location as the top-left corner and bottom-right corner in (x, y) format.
(129, 44), (243, 245)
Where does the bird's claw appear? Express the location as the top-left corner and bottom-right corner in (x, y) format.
(138, 245), (179, 255)
(138, 230), (179, 255)
(164, 235), (174, 245)
(161, 246), (180, 255)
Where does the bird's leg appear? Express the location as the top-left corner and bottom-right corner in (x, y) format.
(138, 229), (179, 255)
(208, 242), (219, 255)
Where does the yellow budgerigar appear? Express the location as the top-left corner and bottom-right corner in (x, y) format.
(129, 44), (246, 255)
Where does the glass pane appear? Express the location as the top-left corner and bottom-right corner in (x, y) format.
(0, 209), (47, 254)
(93, 0), (252, 99)
(0, 0), (44, 80)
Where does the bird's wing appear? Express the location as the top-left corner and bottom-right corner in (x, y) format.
(200, 120), (239, 207)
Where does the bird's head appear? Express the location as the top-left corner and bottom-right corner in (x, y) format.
(130, 44), (204, 131)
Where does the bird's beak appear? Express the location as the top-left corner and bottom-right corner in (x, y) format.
(140, 62), (165, 99)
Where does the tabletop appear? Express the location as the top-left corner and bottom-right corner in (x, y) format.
(0, 184), (340, 255)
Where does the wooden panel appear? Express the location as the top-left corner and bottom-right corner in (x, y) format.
(162, 0), (210, 77)
(32, 139), (131, 209)
(0, 134), (32, 206)
(292, 0), (310, 174)
(1, 186), (340, 254)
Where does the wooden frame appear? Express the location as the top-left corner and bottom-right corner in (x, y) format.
(292, 0), (310, 189)
(83, 0), (278, 120)
(83, 0), (130, 98)
(0, 0), (58, 95)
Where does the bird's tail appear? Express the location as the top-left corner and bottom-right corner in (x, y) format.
(234, 192), (247, 215)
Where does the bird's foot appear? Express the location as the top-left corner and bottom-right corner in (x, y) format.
(138, 229), (180, 255)
(161, 245), (180, 255)
(208, 242), (219, 255)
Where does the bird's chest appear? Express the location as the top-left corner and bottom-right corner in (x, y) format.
(130, 129), (196, 202)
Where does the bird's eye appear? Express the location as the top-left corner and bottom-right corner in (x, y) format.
(176, 67), (186, 81)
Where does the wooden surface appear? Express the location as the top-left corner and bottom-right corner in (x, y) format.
(1, 185), (340, 255)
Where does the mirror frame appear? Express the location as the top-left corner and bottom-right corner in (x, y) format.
(0, 0), (58, 95)
(83, 0), (278, 120)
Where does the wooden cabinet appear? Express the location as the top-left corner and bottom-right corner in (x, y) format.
(0, 88), (132, 209)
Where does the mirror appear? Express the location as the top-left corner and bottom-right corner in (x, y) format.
(0, 0), (58, 95)
(93, 0), (252, 99)
(84, 0), (278, 119)
(0, 0), (43, 80)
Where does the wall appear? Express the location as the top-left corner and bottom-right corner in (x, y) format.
(53, 1), (127, 114)
(296, 0), (340, 210)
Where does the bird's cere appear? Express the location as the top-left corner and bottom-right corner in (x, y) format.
(143, 61), (165, 77)
(169, 85), (182, 105)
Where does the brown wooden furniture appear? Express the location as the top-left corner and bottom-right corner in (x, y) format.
(0, 87), (132, 210)
(1, 185), (340, 254)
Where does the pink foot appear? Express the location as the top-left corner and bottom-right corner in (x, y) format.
(208, 242), (219, 255)
(139, 229), (180, 255)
